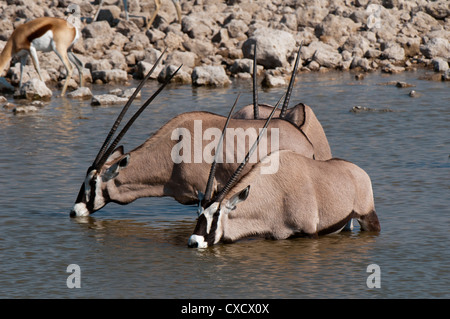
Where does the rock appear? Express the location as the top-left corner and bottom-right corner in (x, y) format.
(181, 15), (214, 39)
(135, 61), (164, 80)
(158, 65), (191, 84)
(192, 65), (231, 87)
(420, 38), (450, 59)
(229, 58), (258, 75)
(82, 20), (113, 40)
(364, 49), (382, 59)
(350, 106), (394, 113)
(86, 59), (113, 72)
(341, 35), (371, 57)
(95, 5), (121, 25)
(314, 14), (359, 47)
(381, 63), (405, 74)
(424, 1), (450, 20)
(432, 58), (449, 72)
(165, 51), (197, 69)
(396, 81), (415, 88)
(12, 101), (46, 114)
(295, 4), (329, 28)
(262, 73), (286, 88)
(350, 57), (371, 71)
(108, 88), (141, 99)
(91, 94), (129, 106)
(381, 42), (405, 62)
(13, 105), (39, 114)
(226, 19), (248, 39)
(91, 69), (128, 83)
(17, 79), (52, 100)
(442, 69), (450, 81)
(182, 38), (215, 58)
(313, 49), (342, 69)
(242, 27), (296, 69)
(67, 87), (93, 99)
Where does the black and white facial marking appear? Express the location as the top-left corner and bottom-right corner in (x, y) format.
(70, 153), (130, 217)
(188, 203), (221, 248)
(188, 186), (251, 248)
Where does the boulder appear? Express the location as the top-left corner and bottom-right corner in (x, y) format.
(191, 65), (231, 87)
(242, 27), (296, 69)
(67, 87), (93, 100)
(91, 94), (129, 106)
(91, 69), (128, 83)
(432, 58), (449, 72)
(381, 42), (405, 62)
(420, 38), (450, 59)
(17, 79), (52, 100)
(158, 65), (191, 84)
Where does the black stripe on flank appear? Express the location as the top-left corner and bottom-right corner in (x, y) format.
(318, 211), (356, 236)
(27, 24), (53, 43)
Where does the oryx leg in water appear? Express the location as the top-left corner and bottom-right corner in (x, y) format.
(188, 116), (380, 247)
(231, 43), (332, 160)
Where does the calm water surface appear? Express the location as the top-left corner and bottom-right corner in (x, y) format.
(0, 69), (448, 298)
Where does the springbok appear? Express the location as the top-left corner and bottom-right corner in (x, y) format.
(94, 0), (181, 27)
(231, 43), (332, 160)
(188, 142), (381, 248)
(0, 4), (84, 95)
(70, 52), (316, 217)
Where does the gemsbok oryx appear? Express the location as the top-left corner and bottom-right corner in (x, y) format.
(231, 43), (332, 160)
(70, 51), (319, 217)
(0, 4), (84, 95)
(188, 143), (381, 248)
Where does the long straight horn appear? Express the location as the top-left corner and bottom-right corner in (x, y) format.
(92, 49), (167, 169)
(203, 94), (241, 203)
(214, 93), (285, 204)
(252, 42), (259, 120)
(280, 42), (303, 119)
(95, 64), (182, 170)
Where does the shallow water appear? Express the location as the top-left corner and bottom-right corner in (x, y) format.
(0, 69), (448, 298)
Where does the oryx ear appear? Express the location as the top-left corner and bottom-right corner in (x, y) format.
(103, 154), (130, 182)
(225, 186), (250, 211)
(106, 146), (124, 164)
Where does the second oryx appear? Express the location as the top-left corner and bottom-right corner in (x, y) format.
(188, 111), (380, 248)
(70, 52), (319, 217)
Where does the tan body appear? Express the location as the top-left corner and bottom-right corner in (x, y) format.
(189, 150), (380, 247)
(71, 110), (316, 216)
(107, 112), (313, 204)
(232, 103), (332, 160)
(0, 5), (83, 95)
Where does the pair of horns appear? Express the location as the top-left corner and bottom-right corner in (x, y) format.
(202, 92), (285, 207)
(92, 49), (181, 171)
(252, 41), (303, 119)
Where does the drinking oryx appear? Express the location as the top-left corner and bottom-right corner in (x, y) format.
(70, 52), (319, 217)
(188, 118), (380, 248)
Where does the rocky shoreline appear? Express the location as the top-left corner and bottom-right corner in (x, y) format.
(0, 0), (449, 102)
